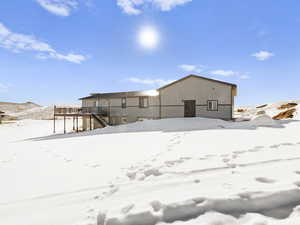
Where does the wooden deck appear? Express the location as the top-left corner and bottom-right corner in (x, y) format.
(53, 106), (108, 133)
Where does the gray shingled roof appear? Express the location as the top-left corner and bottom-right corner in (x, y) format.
(79, 90), (157, 100)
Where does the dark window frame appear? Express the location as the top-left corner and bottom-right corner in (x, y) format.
(207, 100), (218, 111)
(121, 97), (127, 108)
(139, 96), (149, 108)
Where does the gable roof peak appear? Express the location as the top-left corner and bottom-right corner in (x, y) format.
(157, 74), (237, 90)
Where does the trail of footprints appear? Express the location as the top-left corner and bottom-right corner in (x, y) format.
(124, 132), (190, 181)
(88, 132), (190, 203)
(40, 146), (102, 169)
(123, 140), (300, 183)
(88, 139), (300, 222)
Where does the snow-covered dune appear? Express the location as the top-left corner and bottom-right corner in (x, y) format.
(235, 100), (300, 120)
(1, 100), (300, 225)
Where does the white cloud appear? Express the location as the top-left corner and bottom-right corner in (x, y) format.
(117, 0), (143, 15)
(153, 0), (192, 11)
(128, 77), (174, 86)
(239, 74), (251, 80)
(210, 70), (251, 80)
(36, 0), (79, 16)
(252, 51), (274, 61)
(117, 0), (192, 15)
(209, 70), (236, 77)
(179, 64), (203, 73)
(0, 23), (87, 64)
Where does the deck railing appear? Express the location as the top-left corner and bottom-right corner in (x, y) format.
(54, 106), (108, 116)
(54, 107), (82, 114)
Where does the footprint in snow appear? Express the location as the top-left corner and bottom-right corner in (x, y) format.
(198, 157), (207, 160)
(248, 148), (260, 152)
(270, 144), (280, 149)
(150, 200), (163, 212)
(64, 158), (72, 163)
(222, 158), (231, 163)
(232, 154), (238, 159)
(205, 154), (216, 158)
(180, 156), (192, 160)
(238, 191), (264, 200)
(255, 177), (277, 184)
(281, 142), (294, 146)
(233, 150), (246, 154)
(121, 204), (134, 214)
(126, 171), (137, 180)
(194, 179), (200, 183)
(87, 208), (95, 213)
(91, 164), (101, 168)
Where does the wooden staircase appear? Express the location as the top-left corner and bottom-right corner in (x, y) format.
(92, 114), (108, 128)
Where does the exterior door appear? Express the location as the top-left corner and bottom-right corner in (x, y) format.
(184, 100), (196, 117)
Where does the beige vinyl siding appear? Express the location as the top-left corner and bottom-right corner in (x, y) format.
(82, 98), (97, 107)
(96, 96), (160, 124)
(160, 76), (233, 119)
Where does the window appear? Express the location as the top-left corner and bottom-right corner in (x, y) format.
(207, 100), (218, 111)
(121, 97), (127, 108)
(139, 96), (149, 108)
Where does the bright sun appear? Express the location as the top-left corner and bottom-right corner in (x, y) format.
(138, 26), (159, 49)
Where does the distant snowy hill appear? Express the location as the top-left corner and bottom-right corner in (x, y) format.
(0, 101), (41, 114)
(2, 103), (80, 120)
(9, 105), (55, 120)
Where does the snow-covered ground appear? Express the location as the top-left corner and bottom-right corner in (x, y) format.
(0, 101), (300, 225)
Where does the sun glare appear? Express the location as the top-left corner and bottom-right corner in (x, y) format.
(138, 26), (159, 49)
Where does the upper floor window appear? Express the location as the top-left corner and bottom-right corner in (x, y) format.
(207, 100), (218, 111)
(139, 96), (149, 108)
(121, 97), (127, 108)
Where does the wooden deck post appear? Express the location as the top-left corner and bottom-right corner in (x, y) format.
(108, 99), (111, 125)
(90, 115), (92, 130)
(76, 115), (79, 132)
(64, 116), (66, 134)
(73, 116), (75, 131)
(53, 105), (56, 133)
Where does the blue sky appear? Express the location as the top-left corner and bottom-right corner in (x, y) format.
(0, 0), (299, 106)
